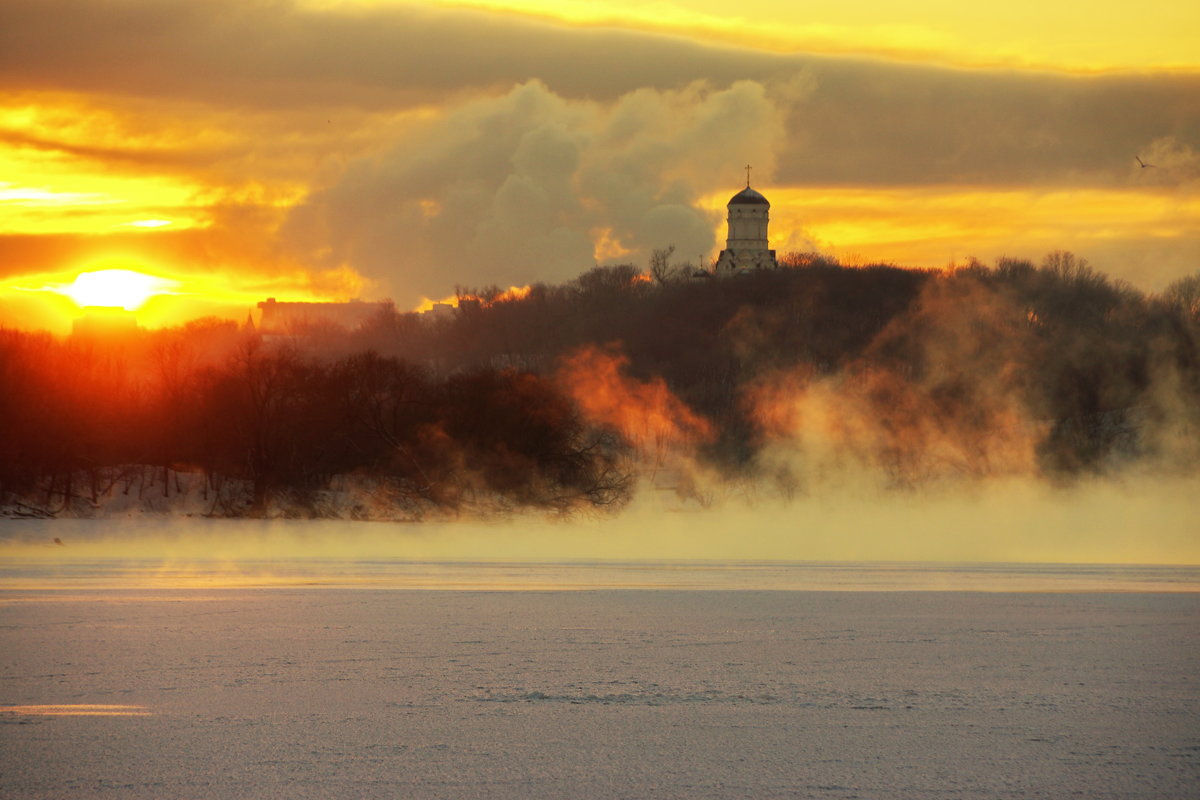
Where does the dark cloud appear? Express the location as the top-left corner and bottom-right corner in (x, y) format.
(0, 0), (784, 107)
(778, 67), (1200, 186)
(2, 0), (1196, 190)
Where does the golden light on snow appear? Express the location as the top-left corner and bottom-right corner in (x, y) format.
(0, 704), (151, 717)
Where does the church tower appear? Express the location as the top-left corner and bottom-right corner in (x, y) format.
(714, 167), (777, 274)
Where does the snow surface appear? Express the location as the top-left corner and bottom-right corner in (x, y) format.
(2, 586), (1198, 798)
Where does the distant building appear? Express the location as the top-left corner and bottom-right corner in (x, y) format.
(256, 298), (390, 334)
(424, 302), (456, 322)
(713, 178), (777, 275)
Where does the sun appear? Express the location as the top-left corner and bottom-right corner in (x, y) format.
(61, 269), (177, 311)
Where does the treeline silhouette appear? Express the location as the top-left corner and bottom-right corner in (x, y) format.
(0, 324), (629, 517)
(347, 251), (1200, 481)
(2, 251), (1198, 516)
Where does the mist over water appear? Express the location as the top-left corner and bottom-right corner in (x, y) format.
(2, 469), (1197, 591)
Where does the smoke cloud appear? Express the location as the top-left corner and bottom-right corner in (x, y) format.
(283, 79), (785, 303)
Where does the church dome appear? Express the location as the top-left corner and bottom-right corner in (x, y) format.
(728, 186), (769, 207)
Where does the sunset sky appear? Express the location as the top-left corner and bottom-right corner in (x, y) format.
(1, 0), (1197, 332)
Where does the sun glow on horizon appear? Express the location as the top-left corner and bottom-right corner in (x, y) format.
(0, 260), (374, 334)
(60, 269), (179, 312)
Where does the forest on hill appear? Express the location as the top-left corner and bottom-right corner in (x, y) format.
(2, 251), (1198, 518)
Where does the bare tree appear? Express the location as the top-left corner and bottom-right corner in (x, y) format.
(649, 245), (677, 285)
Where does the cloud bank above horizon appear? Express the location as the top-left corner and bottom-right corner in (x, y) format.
(1, 0), (1198, 329)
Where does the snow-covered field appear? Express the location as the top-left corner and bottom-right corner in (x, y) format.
(3, 575), (1198, 798)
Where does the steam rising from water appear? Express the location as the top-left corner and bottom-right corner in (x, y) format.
(2, 472), (1196, 589)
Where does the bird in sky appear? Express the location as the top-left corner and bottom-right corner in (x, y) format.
(1135, 156), (1156, 168)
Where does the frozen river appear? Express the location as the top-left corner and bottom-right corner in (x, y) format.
(2, 559), (1198, 798)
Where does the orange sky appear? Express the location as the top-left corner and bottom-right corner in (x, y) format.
(1, 0), (1197, 333)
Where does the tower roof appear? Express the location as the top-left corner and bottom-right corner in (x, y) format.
(728, 186), (769, 207)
